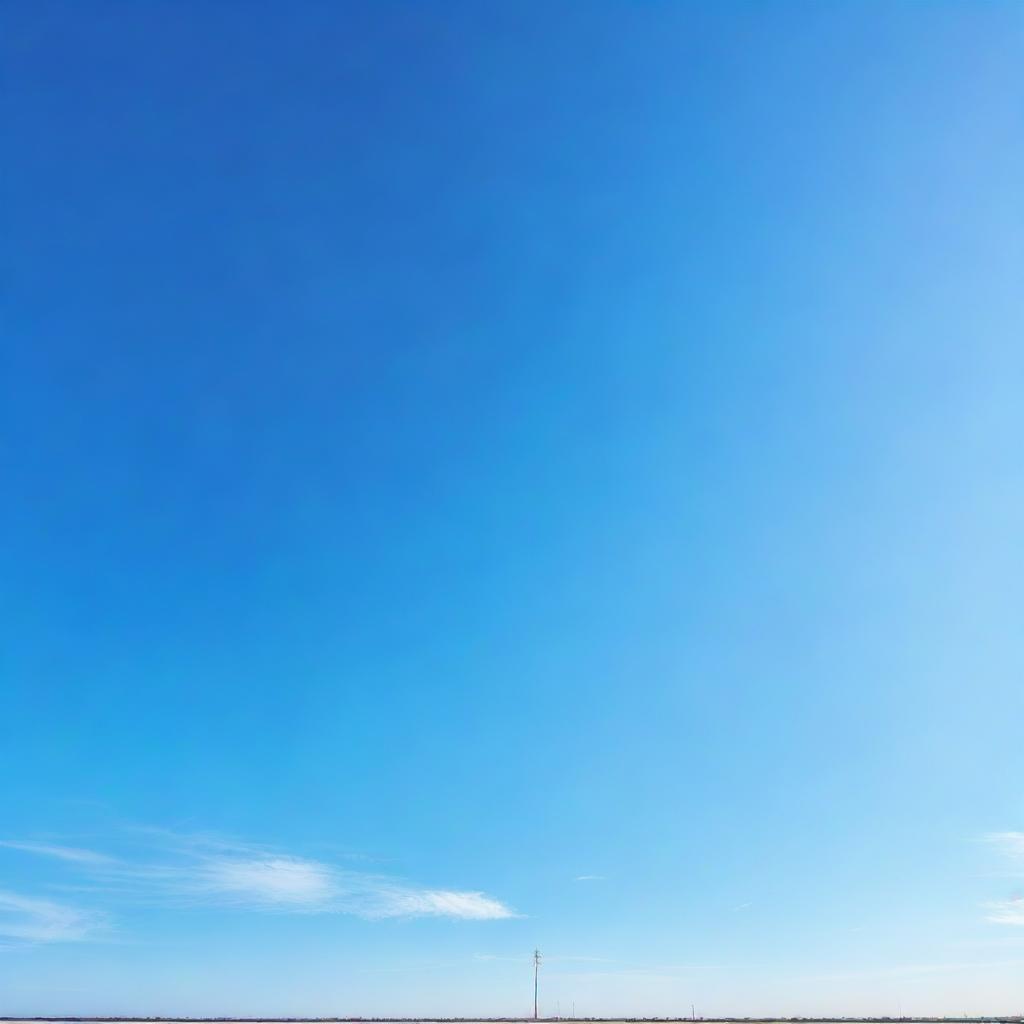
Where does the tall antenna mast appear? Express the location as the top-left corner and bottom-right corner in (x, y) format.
(533, 948), (542, 1019)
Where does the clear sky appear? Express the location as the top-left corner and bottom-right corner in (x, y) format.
(2, 1), (1023, 1017)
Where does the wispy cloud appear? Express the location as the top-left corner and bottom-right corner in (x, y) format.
(985, 899), (1024, 926)
(574, 874), (604, 881)
(1, 832), (516, 922)
(985, 831), (1024, 861)
(0, 890), (102, 946)
(981, 832), (1024, 926)
(375, 888), (514, 920)
(0, 840), (115, 865)
(190, 852), (339, 909)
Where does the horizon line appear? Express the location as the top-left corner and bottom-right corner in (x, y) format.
(3, 1017), (1022, 1022)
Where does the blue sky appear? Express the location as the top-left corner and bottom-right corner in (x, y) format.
(2, 0), (1023, 1016)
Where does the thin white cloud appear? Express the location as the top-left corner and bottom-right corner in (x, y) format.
(986, 899), (1024, 926)
(0, 840), (115, 865)
(981, 832), (1024, 926)
(0, 890), (101, 945)
(1, 833), (516, 922)
(574, 874), (604, 881)
(985, 831), (1024, 859)
(375, 888), (515, 920)
(193, 854), (339, 909)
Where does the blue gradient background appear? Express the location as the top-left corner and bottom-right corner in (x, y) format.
(2, 1), (1023, 1016)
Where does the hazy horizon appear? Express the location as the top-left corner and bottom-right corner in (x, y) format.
(1, 1017), (1021, 1022)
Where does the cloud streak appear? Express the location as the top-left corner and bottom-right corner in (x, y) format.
(0, 890), (102, 945)
(0, 840), (116, 865)
(191, 853), (339, 909)
(985, 831), (1024, 862)
(982, 832), (1024, 926)
(1, 832), (516, 922)
(985, 899), (1024, 926)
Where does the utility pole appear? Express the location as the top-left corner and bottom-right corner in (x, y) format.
(533, 948), (542, 1020)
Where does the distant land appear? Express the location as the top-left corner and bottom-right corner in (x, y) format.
(3, 1017), (1022, 1023)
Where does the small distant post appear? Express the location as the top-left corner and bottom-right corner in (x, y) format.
(534, 948), (542, 1019)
